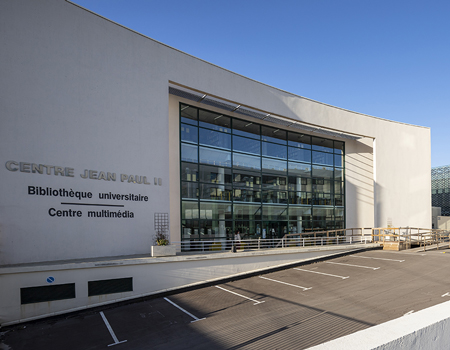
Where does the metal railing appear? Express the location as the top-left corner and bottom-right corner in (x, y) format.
(172, 226), (450, 253)
(173, 228), (373, 253)
(371, 227), (450, 251)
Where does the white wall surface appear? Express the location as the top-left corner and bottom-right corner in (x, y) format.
(0, 0), (431, 265)
(308, 300), (450, 350)
(0, 0), (170, 264)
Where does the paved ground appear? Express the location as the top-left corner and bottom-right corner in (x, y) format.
(3, 247), (450, 350)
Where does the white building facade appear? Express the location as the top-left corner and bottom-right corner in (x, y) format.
(0, 0), (431, 325)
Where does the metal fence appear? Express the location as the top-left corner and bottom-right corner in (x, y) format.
(172, 231), (372, 253)
(371, 227), (450, 251)
(172, 226), (450, 253)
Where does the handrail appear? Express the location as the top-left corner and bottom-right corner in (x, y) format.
(173, 235), (372, 252)
(175, 227), (450, 253)
(370, 227), (450, 251)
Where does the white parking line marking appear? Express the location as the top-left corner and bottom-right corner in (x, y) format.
(293, 268), (349, 279)
(442, 292), (450, 297)
(351, 256), (405, 262)
(215, 285), (265, 305)
(389, 252), (426, 256)
(325, 261), (380, 270)
(100, 311), (127, 347)
(259, 276), (312, 290)
(403, 310), (414, 316)
(164, 297), (206, 323)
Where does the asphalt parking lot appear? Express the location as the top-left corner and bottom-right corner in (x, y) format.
(3, 248), (450, 350)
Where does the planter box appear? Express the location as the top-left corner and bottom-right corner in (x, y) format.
(151, 245), (176, 257)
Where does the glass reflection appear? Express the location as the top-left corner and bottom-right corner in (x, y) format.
(200, 147), (231, 167)
(233, 171), (261, 188)
(262, 158), (287, 173)
(182, 182), (198, 199)
(234, 203), (262, 221)
(288, 176), (311, 192)
(180, 104), (197, 125)
(232, 119), (260, 139)
(311, 137), (333, 153)
(312, 165), (333, 179)
(199, 110), (230, 131)
(288, 162), (311, 177)
(262, 126), (287, 144)
(180, 103), (345, 241)
(233, 153), (261, 170)
(233, 188), (261, 203)
(181, 144), (198, 163)
(233, 135), (260, 155)
(199, 128), (231, 149)
(288, 147), (311, 162)
(182, 162), (198, 182)
(262, 142), (287, 159)
(312, 151), (334, 166)
(181, 124), (198, 144)
(199, 165), (232, 184)
(200, 202), (232, 220)
(262, 190), (288, 204)
(199, 184), (232, 201)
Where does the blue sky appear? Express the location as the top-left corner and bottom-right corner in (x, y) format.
(71, 0), (450, 167)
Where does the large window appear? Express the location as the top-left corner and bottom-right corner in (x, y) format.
(180, 103), (345, 243)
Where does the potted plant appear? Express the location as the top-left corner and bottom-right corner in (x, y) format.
(151, 229), (176, 257)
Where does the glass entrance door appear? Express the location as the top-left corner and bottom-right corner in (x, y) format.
(263, 221), (287, 239)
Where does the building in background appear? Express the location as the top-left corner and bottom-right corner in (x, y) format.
(431, 165), (450, 229)
(432, 165), (450, 216)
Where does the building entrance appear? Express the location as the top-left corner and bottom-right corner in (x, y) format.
(263, 221), (287, 239)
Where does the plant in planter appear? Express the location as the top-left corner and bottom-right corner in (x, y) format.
(154, 231), (170, 246)
(151, 227), (176, 257)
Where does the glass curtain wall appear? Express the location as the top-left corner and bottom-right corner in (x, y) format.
(180, 103), (345, 244)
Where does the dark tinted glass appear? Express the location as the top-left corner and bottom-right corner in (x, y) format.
(232, 119), (260, 139)
(311, 137), (333, 153)
(233, 135), (260, 155)
(262, 175), (287, 190)
(289, 147), (311, 163)
(181, 144), (198, 163)
(312, 151), (334, 166)
(262, 142), (287, 159)
(181, 162), (198, 181)
(288, 132), (311, 148)
(233, 171), (261, 188)
(199, 128), (231, 149)
(261, 126), (287, 144)
(199, 110), (230, 131)
(312, 165), (333, 179)
(288, 161), (311, 177)
(199, 164), (232, 184)
(182, 182), (198, 199)
(199, 147), (231, 167)
(334, 141), (344, 154)
(181, 104), (198, 125)
(181, 124), (198, 143)
(288, 176), (312, 192)
(233, 153), (261, 170)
